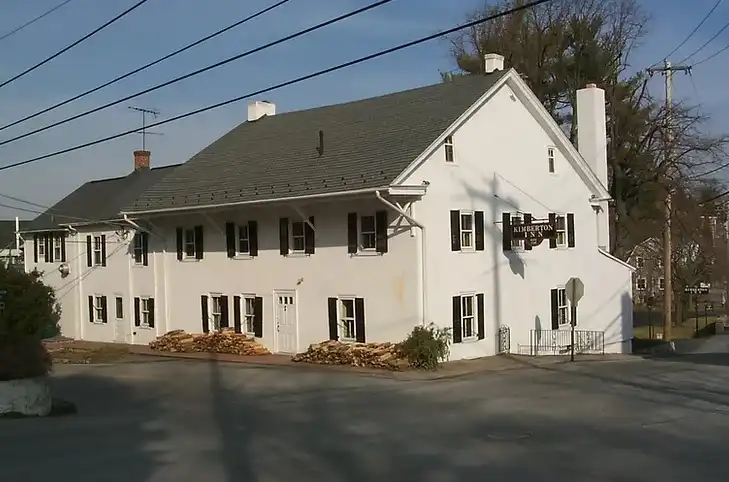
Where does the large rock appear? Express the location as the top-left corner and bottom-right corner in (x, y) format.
(0, 376), (52, 417)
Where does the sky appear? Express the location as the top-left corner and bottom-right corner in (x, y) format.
(0, 0), (727, 219)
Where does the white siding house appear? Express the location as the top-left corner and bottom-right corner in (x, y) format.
(22, 54), (633, 359)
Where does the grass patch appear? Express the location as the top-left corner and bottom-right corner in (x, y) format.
(633, 316), (720, 340)
(47, 344), (130, 364)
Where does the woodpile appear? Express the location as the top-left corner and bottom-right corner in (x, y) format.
(292, 340), (407, 371)
(149, 329), (270, 356)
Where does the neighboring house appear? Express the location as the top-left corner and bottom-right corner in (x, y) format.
(0, 218), (28, 268)
(23, 54), (634, 358)
(627, 237), (664, 305)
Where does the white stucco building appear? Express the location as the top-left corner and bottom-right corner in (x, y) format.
(22, 55), (633, 359)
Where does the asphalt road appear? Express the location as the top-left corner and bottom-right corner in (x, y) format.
(2, 355), (729, 482)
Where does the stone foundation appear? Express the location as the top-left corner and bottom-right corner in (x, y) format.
(0, 377), (52, 417)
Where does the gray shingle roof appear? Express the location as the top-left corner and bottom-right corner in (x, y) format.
(126, 70), (509, 212)
(24, 165), (179, 232)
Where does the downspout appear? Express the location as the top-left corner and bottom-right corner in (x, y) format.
(375, 191), (427, 326)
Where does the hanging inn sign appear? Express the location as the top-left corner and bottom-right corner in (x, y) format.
(511, 218), (557, 247)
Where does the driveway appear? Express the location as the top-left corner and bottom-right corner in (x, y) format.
(2, 355), (729, 482)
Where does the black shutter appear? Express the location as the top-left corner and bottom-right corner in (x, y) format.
(201, 295), (209, 333)
(450, 210), (461, 251)
(475, 211), (485, 251)
(452, 296), (462, 343)
(88, 295), (94, 323)
(44, 234), (50, 262)
(279, 218), (289, 255)
(134, 297), (141, 327)
(233, 296), (242, 333)
(254, 296), (263, 337)
(327, 297), (339, 341)
(476, 293), (485, 340)
(86, 235), (93, 267)
(549, 213), (557, 248)
(101, 234), (107, 266)
(61, 233), (67, 262)
(176, 228), (183, 260)
(354, 297), (366, 343)
(248, 221), (259, 257)
(304, 217), (315, 254)
(148, 298), (155, 328)
(550, 288), (559, 330)
(523, 213), (533, 251)
(502, 213), (512, 251)
(101, 296), (108, 323)
(142, 232), (149, 266)
(225, 222), (236, 258)
(347, 213), (358, 254)
(194, 225), (204, 260)
(33, 234), (38, 263)
(567, 213), (576, 247)
(375, 210), (388, 254)
(571, 305), (577, 327)
(220, 295), (229, 328)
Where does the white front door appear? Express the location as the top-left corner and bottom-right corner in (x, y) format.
(275, 292), (298, 354)
(114, 317), (127, 343)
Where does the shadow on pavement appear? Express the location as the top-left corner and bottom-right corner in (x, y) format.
(0, 369), (166, 482)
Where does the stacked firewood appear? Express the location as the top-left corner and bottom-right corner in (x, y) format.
(292, 340), (407, 371)
(149, 329), (270, 356)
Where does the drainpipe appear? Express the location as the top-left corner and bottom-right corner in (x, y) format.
(375, 191), (427, 326)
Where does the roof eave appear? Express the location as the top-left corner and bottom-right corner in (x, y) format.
(122, 185), (408, 217)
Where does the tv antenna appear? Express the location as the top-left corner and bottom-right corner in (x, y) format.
(128, 106), (163, 150)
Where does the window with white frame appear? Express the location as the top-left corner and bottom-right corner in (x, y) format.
(339, 298), (356, 341)
(93, 236), (103, 265)
(115, 296), (123, 319)
(635, 256), (644, 269)
(243, 296), (256, 334)
(141, 298), (151, 326)
(291, 221), (306, 252)
(444, 136), (455, 163)
(636, 278), (647, 290)
(94, 295), (105, 323)
(548, 147), (556, 173)
(360, 215), (377, 250)
(557, 288), (570, 325)
(37, 237), (46, 259)
(460, 294), (477, 339)
(460, 211), (474, 250)
(238, 224), (250, 255)
(53, 235), (63, 261)
(658, 277), (665, 290)
(133, 232), (147, 264)
(555, 215), (567, 247)
(184, 228), (196, 258)
(511, 214), (524, 249)
(210, 295), (223, 330)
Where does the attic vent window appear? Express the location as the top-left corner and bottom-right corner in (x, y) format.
(444, 136), (454, 163)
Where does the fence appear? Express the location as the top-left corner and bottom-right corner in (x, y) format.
(518, 329), (605, 356)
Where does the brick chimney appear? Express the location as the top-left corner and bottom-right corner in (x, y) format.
(134, 150), (150, 171)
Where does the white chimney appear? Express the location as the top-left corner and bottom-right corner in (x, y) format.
(576, 83), (610, 250)
(484, 53), (505, 73)
(247, 100), (276, 122)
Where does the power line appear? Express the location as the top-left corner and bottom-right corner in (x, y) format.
(0, 0), (293, 133)
(0, 0), (554, 173)
(0, 0), (396, 147)
(693, 42), (729, 67)
(0, 0), (152, 91)
(650, 0), (723, 67)
(0, 0), (76, 43)
(678, 19), (729, 64)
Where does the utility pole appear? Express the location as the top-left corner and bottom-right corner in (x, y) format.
(128, 106), (163, 150)
(647, 60), (691, 341)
